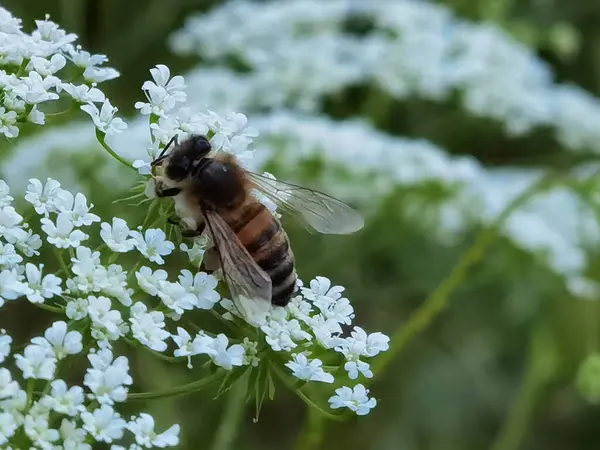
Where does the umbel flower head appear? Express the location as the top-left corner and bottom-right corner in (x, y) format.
(0, 6), (389, 448)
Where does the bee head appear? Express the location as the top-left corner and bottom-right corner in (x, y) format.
(152, 134), (212, 182)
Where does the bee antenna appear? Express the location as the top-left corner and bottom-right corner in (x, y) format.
(158, 135), (179, 159)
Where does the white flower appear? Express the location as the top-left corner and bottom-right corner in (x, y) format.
(9, 227), (42, 256)
(60, 82), (105, 103)
(27, 106), (45, 124)
(29, 54), (67, 75)
(127, 413), (180, 448)
(130, 228), (175, 264)
(178, 270), (220, 309)
(302, 276), (345, 311)
(157, 281), (198, 314)
(66, 297), (89, 320)
(41, 379), (85, 416)
(171, 328), (214, 368)
(24, 412), (60, 448)
(100, 217), (135, 252)
(0, 107), (18, 138)
(12, 71), (60, 103)
(0, 268), (31, 303)
(261, 321), (297, 352)
(207, 334), (245, 370)
(55, 190), (101, 226)
(344, 360), (373, 380)
(135, 266), (168, 296)
(84, 349), (133, 405)
(59, 418), (90, 450)
(0, 333), (11, 363)
(180, 237), (209, 266)
(133, 159), (152, 175)
(71, 245), (101, 275)
(81, 405), (127, 443)
(40, 212), (89, 248)
(130, 302), (170, 352)
(25, 178), (63, 215)
(81, 99), (127, 135)
(31, 321), (83, 359)
(143, 64), (186, 102)
(0, 206), (22, 238)
(23, 263), (62, 303)
(0, 411), (18, 445)
(365, 331), (390, 357)
(0, 368), (19, 399)
(88, 296), (128, 346)
(328, 384), (377, 416)
(286, 354), (334, 383)
(0, 180), (13, 207)
(15, 344), (57, 380)
(0, 242), (22, 268)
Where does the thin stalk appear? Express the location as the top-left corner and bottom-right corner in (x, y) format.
(295, 406), (327, 450)
(127, 370), (224, 400)
(95, 129), (135, 171)
(490, 322), (559, 450)
(371, 171), (559, 378)
(209, 376), (247, 450)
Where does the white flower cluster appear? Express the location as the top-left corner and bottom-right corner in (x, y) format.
(0, 54), (389, 439)
(0, 7), (125, 138)
(171, 0), (600, 154)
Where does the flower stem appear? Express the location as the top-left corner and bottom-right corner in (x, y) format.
(127, 370), (224, 400)
(53, 248), (70, 276)
(295, 406), (326, 450)
(490, 321), (559, 450)
(95, 128), (135, 171)
(371, 171), (560, 378)
(209, 376), (247, 450)
(25, 379), (35, 408)
(35, 302), (63, 313)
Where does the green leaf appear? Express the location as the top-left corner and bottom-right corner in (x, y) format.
(254, 363), (268, 423)
(214, 366), (250, 399)
(245, 365), (260, 403)
(267, 368), (276, 401)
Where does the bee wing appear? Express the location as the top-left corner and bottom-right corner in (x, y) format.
(247, 171), (364, 235)
(202, 209), (272, 325)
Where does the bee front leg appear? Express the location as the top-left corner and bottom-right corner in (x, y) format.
(154, 177), (182, 198)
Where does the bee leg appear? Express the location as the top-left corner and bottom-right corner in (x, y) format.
(167, 216), (181, 226)
(154, 178), (182, 198)
(180, 219), (206, 238)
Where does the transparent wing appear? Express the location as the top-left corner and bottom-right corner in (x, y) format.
(203, 209), (272, 324)
(248, 172), (364, 235)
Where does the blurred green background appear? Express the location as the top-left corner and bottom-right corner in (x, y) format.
(5, 0), (600, 449)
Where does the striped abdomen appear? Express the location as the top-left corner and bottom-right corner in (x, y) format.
(225, 200), (297, 306)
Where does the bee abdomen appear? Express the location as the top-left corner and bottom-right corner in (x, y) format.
(237, 208), (297, 306)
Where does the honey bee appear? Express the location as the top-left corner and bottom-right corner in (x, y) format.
(151, 134), (363, 323)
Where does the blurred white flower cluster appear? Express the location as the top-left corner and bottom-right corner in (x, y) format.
(172, 0), (600, 153)
(0, 7), (125, 139)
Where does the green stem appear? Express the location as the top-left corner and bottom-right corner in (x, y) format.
(53, 248), (70, 276)
(127, 370), (224, 400)
(209, 376), (247, 450)
(295, 406), (326, 450)
(35, 302), (63, 313)
(371, 171), (558, 378)
(95, 129), (135, 171)
(25, 379), (35, 409)
(490, 322), (559, 450)
(124, 337), (181, 364)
